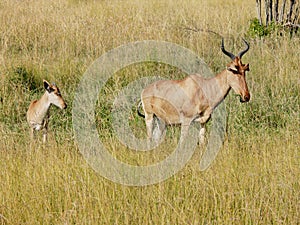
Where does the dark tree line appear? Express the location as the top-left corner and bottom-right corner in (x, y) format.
(256, 0), (299, 33)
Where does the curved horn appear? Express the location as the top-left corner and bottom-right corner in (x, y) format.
(221, 39), (236, 60)
(237, 38), (250, 59)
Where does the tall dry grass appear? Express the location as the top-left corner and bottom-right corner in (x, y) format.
(0, 0), (299, 224)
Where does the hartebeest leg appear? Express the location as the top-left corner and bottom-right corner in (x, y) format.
(196, 112), (211, 145)
(145, 113), (154, 141)
(199, 123), (206, 145)
(179, 118), (193, 145)
(42, 116), (49, 144)
(152, 118), (166, 142)
(29, 128), (35, 141)
(42, 128), (47, 143)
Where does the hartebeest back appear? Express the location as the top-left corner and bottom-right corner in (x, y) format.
(27, 80), (67, 143)
(139, 39), (250, 144)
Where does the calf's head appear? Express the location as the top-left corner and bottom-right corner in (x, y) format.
(44, 80), (67, 109)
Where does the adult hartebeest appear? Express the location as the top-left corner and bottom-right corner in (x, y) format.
(138, 39), (250, 144)
(27, 80), (67, 143)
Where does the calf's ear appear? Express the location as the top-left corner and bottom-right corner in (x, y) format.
(43, 80), (54, 93)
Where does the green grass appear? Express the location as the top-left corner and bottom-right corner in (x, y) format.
(0, 0), (299, 224)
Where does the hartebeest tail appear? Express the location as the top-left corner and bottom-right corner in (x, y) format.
(139, 39), (250, 144)
(27, 80), (67, 143)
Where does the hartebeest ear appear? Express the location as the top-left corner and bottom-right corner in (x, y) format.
(244, 63), (250, 71)
(227, 63), (238, 73)
(43, 80), (54, 93)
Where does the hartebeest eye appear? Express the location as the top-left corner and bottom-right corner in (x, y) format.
(227, 64), (239, 73)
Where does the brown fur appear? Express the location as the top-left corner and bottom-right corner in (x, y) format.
(27, 80), (67, 143)
(140, 40), (250, 144)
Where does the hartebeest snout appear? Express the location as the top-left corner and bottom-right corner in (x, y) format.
(139, 39), (250, 144)
(27, 80), (67, 143)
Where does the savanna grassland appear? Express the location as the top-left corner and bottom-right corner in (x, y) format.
(0, 0), (299, 224)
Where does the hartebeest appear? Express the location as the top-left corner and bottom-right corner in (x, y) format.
(27, 80), (67, 143)
(138, 39), (250, 144)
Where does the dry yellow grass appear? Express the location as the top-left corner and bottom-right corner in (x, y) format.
(0, 0), (299, 224)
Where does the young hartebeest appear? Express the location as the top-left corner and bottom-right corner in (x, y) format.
(27, 80), (67, 143)
(138, 39), (250, 144)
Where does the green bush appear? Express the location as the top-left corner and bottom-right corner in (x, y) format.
(247, 18), (281, 38)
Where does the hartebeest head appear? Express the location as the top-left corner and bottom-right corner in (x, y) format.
(44, 80), (67, 109)
(221, 39), (250, 102)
